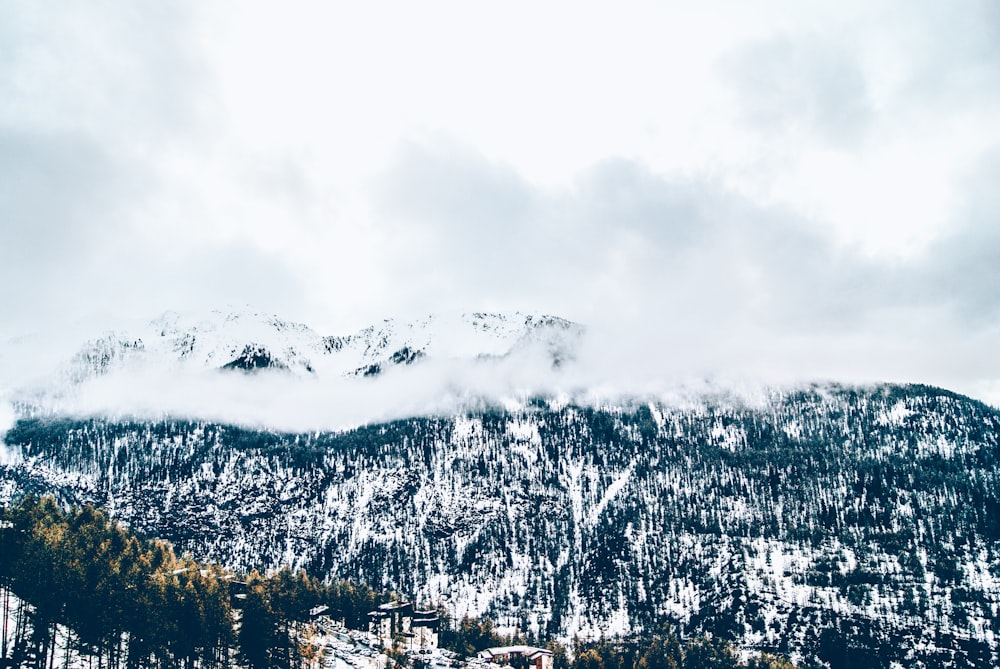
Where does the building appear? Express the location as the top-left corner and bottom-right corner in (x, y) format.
(368, 601), (440, 650)
(478, 646), (553, 669)
(410, 608), (440, 649)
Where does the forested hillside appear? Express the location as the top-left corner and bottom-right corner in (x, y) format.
(0, 497), (793, 669)
(0, 497), (324, 668)
(2, 383), (999, 667)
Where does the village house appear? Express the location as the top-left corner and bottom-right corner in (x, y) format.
(368, 601), (440, 650)
(477, 646), (554, 669)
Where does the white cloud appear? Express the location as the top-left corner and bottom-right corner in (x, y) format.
(1, 1), (999, 406)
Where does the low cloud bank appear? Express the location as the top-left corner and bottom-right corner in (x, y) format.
(1, 320), (779, 434)
(4, 311), (995, 437)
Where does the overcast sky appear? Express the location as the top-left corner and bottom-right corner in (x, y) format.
(2, 1), (999, 405)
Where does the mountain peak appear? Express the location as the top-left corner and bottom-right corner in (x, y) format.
(3, 308), (585, 426)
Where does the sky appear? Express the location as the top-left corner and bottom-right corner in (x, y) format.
(1, 0), (999, 405)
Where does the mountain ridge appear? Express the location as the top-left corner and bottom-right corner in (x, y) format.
(0, 308), (587, 431)
(2, 382), (999, 666)
(2, 310), (1000, 666)
(6, 308), (581, 386)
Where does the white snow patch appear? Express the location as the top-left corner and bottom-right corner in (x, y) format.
(782, 420), (803, 440)
(588, 468), (632, 526)
(709, 422), (746, 450)
(506, 418), (541, 445)
(647, 403), (666, 429)
(451, 416), (482, 443)
(877, 400), (915, 426)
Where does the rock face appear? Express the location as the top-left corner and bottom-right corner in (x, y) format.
(2, 383), (999, 667)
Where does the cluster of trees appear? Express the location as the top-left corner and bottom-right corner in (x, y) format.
(1, 495), (234, 668)
(238, 569), (320, 669)
(235, 570), (385, 669)
(438, 615), (512, 656)
(0, 496), (384, 669)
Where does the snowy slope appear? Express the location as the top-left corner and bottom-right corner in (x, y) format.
(4, 309), (1000, 666)
(2, 384), (999, 667)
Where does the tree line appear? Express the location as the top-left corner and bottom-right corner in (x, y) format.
(0, 496), (386, 669)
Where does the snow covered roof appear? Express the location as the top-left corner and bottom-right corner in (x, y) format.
(378, 601), (412, 611)
(478, 646), (553, 660)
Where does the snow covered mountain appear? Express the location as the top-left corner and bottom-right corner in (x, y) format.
(2, 385), (1000, 666)
(2, 310), (1000, 667)
(48, 308), (583, 382)
(1, 308), (584, 429)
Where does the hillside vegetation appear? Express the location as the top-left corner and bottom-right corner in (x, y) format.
(0, 497), (792, 669)
(3, 383), (1000, 666)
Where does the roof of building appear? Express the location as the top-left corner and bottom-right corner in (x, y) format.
(478, 646), (553, 660)
(412, 610), (439, 623)
(378, 601), (413, 611)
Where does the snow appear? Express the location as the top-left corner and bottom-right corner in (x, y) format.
(4, 311), (1000, 663)
(602, 594), (632, 637)
(877, 400), (915, 426)
(9, 307), (580, 390)
(588, 467), (632, 527)
(709, 422), (746, 450)
(2, 590), (98, 669)
(782, 420), (803, 440)
(452, 416), (483, 443)
(4, 307), (584, 433)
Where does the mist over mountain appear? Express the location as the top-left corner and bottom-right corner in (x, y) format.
(1, 308), (590, 432)
(2, 307), (996, 436)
